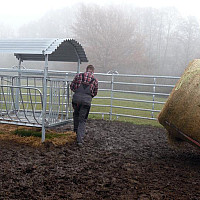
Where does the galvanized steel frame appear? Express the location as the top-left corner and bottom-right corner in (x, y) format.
(0, 67), (179, 141)
(0, 68), (75, 142)
(89, 72), (180, 121)
(0, 38), (88, 142)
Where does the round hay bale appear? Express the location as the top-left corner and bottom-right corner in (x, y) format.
(158, 59), (200, 146)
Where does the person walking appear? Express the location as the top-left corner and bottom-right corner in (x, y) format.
(70, 65), (98, 146)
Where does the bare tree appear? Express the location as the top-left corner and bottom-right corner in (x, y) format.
(133, 7), (182, 73)
(3, 3), (200, 76)
(72, 4), (145, 73)
(174, 16), (200, 67)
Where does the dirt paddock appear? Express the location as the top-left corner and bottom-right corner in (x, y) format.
(0, 119), (199, 200)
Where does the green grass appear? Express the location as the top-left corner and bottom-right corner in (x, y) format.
(89, 91), (166, 126)
(13, 129), (66, 139)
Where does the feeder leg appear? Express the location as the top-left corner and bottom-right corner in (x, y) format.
(42, 124), (45, 142)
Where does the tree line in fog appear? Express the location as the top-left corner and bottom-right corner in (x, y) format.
(1, 4), (200, 76)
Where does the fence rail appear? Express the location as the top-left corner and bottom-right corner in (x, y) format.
(0, 68), (180, 134)
(89, 72), (180, 121)
(0, 71), (73, 129)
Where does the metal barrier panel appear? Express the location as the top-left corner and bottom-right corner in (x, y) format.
(46, 77), (73, 127)
(89, 72), (180, 121)
(0, 69), (180, 130)
(0, 72), (73, 128)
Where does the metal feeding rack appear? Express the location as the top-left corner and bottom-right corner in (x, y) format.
(0, 38), (88, 141)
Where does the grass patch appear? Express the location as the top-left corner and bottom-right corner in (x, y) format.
(0, 124), (76, 146)
(13, 129), (66, 139)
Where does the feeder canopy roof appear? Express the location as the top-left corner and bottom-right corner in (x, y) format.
(0, 38), (88, 62)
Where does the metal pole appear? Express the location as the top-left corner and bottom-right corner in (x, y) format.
(151, 77), (156, 118)
(42, 54), (48, 142)
(15, 58), (22, 111)
(110, 73), (114, 120)
(77, 58), (80, 73)
(67, 82), (70, 119)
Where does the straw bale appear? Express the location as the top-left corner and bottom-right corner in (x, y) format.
(158, 59), (200, 145)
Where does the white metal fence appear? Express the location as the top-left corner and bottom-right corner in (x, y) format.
(89, 72), (180, 121)
(0, 68), (74, 128)
(0, 68), (180, 140)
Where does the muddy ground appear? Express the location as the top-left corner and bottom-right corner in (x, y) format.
(0, 119), (199, 200)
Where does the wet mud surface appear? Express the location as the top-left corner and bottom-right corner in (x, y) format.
(0, 119), (200, 199)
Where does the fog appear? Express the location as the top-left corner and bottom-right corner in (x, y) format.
(1, 3), (200, 76)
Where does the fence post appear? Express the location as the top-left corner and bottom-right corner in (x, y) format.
(66, 82), (70, 119)
(42, 54), (48, 142)
(151, 77), (156, 118)
(15, 58), (22, 111)
(77, 58), (80, 73)
(110, 73), (114, 120)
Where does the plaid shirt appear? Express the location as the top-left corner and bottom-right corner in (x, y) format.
(70, 72), (98, 97)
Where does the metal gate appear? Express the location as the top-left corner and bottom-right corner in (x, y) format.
(90, 71), (180, 122)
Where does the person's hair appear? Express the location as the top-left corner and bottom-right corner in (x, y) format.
(86, 65), (95, 72)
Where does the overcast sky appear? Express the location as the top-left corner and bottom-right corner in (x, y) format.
(1, 0), (200, 28)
